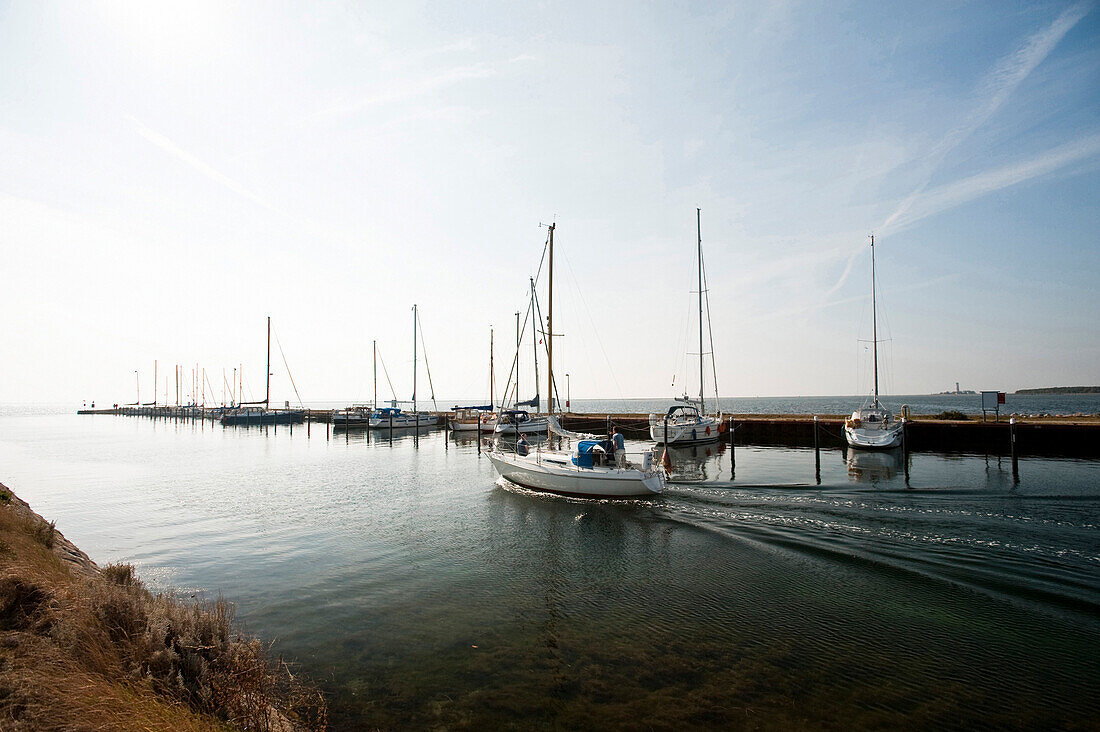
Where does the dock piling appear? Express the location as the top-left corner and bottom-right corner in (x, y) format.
(813, 415), (820, 485)
(1010, 418), (1019, 480)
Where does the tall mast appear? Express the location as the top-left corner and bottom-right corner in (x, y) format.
(373, 339), (377, 407)
(490, 327), (494, 411)
(265, 316), (271, 410)
(547, 223), (555, 418)
(697, 208), (705, 413)
(530, 277), (539, 414)
(515, 311), (520, 407)
(871, 234), (879, 407)
(153, 360), (157, 407)
(412, 304), (418, 415)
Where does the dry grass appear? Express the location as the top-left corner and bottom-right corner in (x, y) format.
(0, 488), (327, 731)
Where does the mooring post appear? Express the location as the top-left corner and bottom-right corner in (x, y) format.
(902, 418), (911, 485)
(326, 420), (330, 441)
(389, 412), (393, 444)
(814, 415), (821, 485)
(1010, 418), (1019, 479)
(729, 416), (736, 470)
(307, 409), (311, 437)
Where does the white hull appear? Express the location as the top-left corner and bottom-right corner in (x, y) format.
(844, 424), (902, 450)
(488, 451), (664, 497)
(369, 413), (438, 428)
(649, 415), (721, 444)
(449, 419), (497, 432)
(494, 418), (549, 435)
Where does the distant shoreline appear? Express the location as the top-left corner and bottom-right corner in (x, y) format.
(1014, 386), (1100, 395)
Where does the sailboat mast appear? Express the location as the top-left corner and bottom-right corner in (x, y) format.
(265, 316), (272, 409)
(547, 223), (554, 419)
(514, 311), (520, 407)
(373, 339), (377, 407)
(871, 235), (879, 406)
(153, 360), (157, 407)
(530, 278), (539, 414)
(490, 328), (494, 411)
(697, 208), (705, 414)
(412, 305), (418, 415)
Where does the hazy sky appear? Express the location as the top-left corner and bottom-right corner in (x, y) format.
(2, 0), (1098, 405)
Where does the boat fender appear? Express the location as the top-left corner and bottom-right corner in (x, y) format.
(705, 426), (711, 436)
(691, 429), (697, 440)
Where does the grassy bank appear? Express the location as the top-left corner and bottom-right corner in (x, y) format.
(0, 482), (326, 731)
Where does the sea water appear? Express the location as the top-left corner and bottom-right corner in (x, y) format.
(0, 403), (1096, 728)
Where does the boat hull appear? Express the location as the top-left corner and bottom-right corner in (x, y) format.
(494, 418), (548, 435)
(449, 419), (498, 432)
(221, 409), (304, 426)
(649, 416), (721, 444)
(844, 425), (902, 450)
(369, 414), (438, 428)
(488, 451), (663, 497)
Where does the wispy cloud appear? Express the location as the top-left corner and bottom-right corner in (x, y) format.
(127, 115), (278, 212)
(881, 1), (1092, 231)
(888, 133), (1100, 231)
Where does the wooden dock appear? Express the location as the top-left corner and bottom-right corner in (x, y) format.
(77, 408), (1100, 457)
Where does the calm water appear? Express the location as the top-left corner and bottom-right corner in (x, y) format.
(1, 404), (1098, 729)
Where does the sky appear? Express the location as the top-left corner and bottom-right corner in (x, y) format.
(2, 0), (1098, 406)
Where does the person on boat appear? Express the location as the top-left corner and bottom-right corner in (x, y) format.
(517, 433), (529, 457)
(612, 427), (626, 468)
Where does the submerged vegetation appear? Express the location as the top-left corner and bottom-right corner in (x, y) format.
(0, 484), (326, 731)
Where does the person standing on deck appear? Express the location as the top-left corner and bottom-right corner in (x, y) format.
(612, 427), (626, 468)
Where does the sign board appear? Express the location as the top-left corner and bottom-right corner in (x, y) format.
(981, 391), (999, 410)
(981, 391), (1006, 421)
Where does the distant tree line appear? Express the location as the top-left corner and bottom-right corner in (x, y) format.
(1015, 386), (1100, 394)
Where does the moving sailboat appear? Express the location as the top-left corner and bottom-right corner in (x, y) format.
(488, 224), (665, 498)
(220, 317), (305, 426)
(650, 209), (723, 444)
(844, 235), (902, 450)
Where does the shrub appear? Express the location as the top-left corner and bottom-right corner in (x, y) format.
(932, 410), (969, 421)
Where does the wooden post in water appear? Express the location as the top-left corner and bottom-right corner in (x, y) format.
(389, 411), (393, 444)
(1010, 418), (1019, 479)
(902, 418), (910, 485)
(729, 416), (735, 472)
(307, 409), (311, 437)
(813, 415), (821, 485)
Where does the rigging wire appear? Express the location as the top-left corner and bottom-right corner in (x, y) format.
(700, 243), (720, 404)
(416, 308), (439, 412)
(273, 329), (304, 408)
(376, 346), (398, 402)
(559, 246), (626, 401)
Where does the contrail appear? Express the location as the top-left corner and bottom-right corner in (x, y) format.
(881, 2), (1092, 232)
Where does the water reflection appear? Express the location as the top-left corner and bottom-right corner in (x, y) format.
(664, 442), (727, 483)
(845, 448), (903, 483)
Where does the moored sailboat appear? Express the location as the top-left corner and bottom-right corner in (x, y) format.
(844, 235), (902, 450)
(650, 209), (723, 444)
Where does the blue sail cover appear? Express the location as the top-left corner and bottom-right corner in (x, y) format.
(452, 405), (493, 411)
(515, 394), (539, 408)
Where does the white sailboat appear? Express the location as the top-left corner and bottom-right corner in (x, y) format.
(844, 235), (902, 450)
(334, 340), (378, 427)
(369, 304), (439, 429)
(494, 280), (549, 436)
(488, 224), (665, 498)
(449, 328), (498, 432)
(650, 209), (723, 444)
